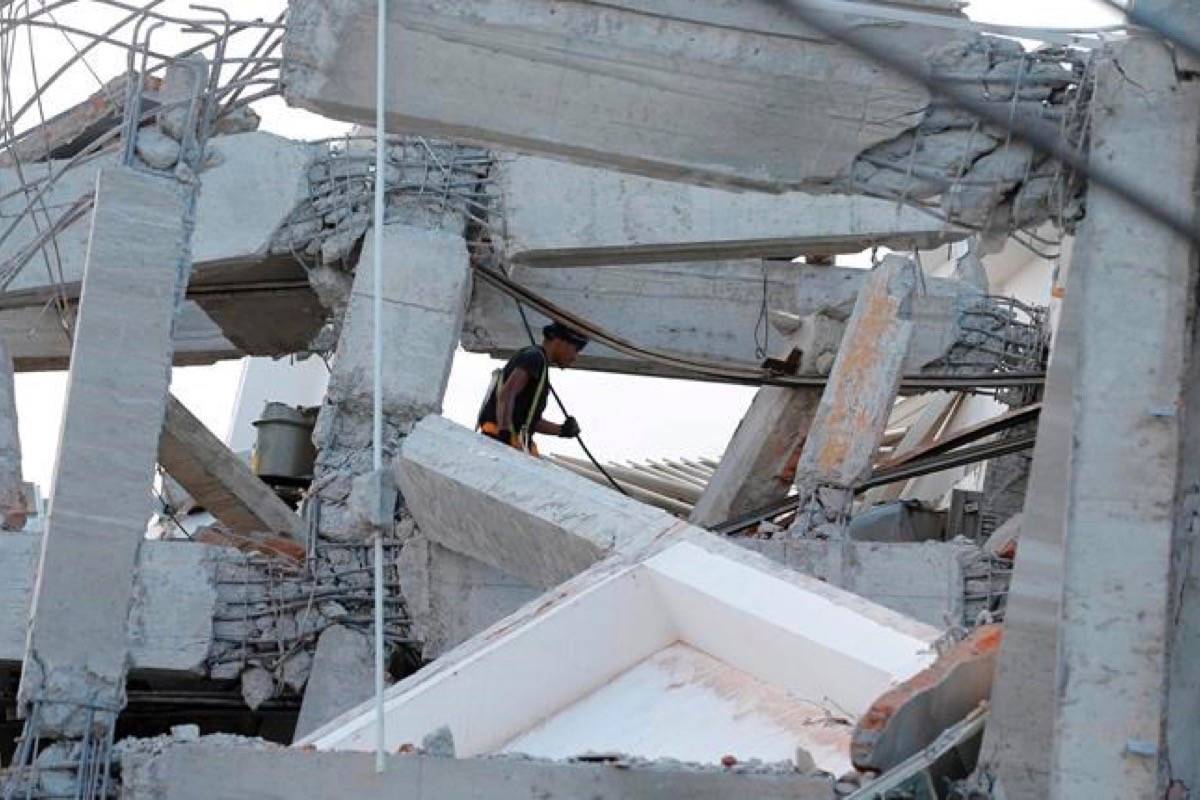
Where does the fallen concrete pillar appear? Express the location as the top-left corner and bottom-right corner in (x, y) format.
(493, 154), (965, 267)
(397, 535), (540, 660)
(16, 168), (196, 735)
(1047, 40), (1200, 800)
(293, 625), (375, 742)
(121, 739), (835, 800)
(310, 221), (469, 541)
(283, 0), (961, 192)
(396, 415), (682, 589)
(790, 256), (917, 538)
(689, 386), (821, 528)
(0, 338), (25, 529)
(159, 394), (302, 540)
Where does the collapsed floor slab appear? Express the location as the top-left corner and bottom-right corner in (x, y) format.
(283, 0), (962, 192)
(302, 531), (939, 777)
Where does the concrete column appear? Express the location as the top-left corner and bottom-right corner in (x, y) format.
(17, 167), (193, 735)
(789, 256), (916, 538)
(1049, 39), (1200, 799)
(689, 386), (821, 528)
(309, 222), (469, 541)
(0, 338), (25, 530)
(976, 253), (1081, 800)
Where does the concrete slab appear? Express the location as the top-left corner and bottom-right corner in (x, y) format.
(493, 154), (965, 267)
(121, 741), (834, 800)
(17, 167), (193, 735)
(293, 625), (375, 742)
(283, 0), (962, 192)
(397, 415), (682, 588)
(301, 530), (939, 776)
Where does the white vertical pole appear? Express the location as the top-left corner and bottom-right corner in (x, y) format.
(372, 0), (388, 775)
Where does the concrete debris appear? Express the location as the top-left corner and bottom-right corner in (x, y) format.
(421, 725), (456, 758)
(135, 128), (181, 170)
(240, 665), (276, 711)
(0, 338), (25, 531)
(293, 625), (376, 741)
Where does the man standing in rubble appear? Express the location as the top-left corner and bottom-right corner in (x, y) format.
(478, 322), (588, 455)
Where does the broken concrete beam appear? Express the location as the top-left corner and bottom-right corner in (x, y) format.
(738, 539), (972, 628)
(1047, 40), (1200, 800)
(17, 166), (194, 735)
(689, 386), (822, 528)
(301, 529), (939, 775)
(790, 256), (917, 537)
(492, 154), (966, 267)
(283, 0), (963, 192)
(121, 739), (835, 800)
(0, 300), (241, 372)
(463, 260), (988, 381)
(293, 625), (375, 742)
(159, 394), (303, 540)
(0, 534), (226, 674)
(397, 535), (540, 661)
(310, 222), (470, 541)
(852, 624), (1001, 773)
(396, 415), (682, 588)
(0, 338), (25, 529)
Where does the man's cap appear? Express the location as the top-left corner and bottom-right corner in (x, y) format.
(543, 322), (589, 351)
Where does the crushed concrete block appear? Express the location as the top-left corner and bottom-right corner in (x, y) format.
(293, 625), (375, 741)
(240, 666), (276, 711)
(851, 624), (1001, 772)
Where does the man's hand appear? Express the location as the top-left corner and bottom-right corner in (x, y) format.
(559, 416), (581, 439)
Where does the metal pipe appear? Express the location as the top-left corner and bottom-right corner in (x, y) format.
(371, 0), (388, 775)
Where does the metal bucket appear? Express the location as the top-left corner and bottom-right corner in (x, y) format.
(251, 402), (318, 484)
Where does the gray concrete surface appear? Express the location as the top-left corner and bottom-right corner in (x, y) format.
(293, 625), (375, 742)
(397, 536), (540, 660)
(310, 222), (469, 541)
(492, 154), (965, 267)
(740, 539), (970, 628)
(1048, 40), (1200, 800)
(17, 167), (194, 735)
(0, 534), (224, 673)
(396, 415), (683, 589)
(120, 741), (834, 800)
(0, 337), (24, 529)
(283, 0), (959, 192)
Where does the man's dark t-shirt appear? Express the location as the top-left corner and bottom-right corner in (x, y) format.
(478, 346), (550, 435)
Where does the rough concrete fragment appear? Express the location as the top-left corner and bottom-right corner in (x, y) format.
(397, 535), (540, 660)
(282, 0), (963, 192)
(17, 166), (193, 736)
(122, 742), (834, 800)
(0, 338), (25, 530)
(396, 415), (682, 588)
(852, 624), (1001, 772)
(159, 394), (302, 540)
(494, 154), (965, 267)
(241, 666), (276, 711)
(421, 725), (456, 757)
(689, 386), (822, 528)
(136, 128), (181, 170)
(293, 625), (375, 741)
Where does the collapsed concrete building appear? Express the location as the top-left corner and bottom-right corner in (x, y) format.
(0, 0), (1194, 798)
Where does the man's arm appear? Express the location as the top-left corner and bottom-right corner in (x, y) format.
(494, 368), (530, 443)
(534, 418), (562, 436)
